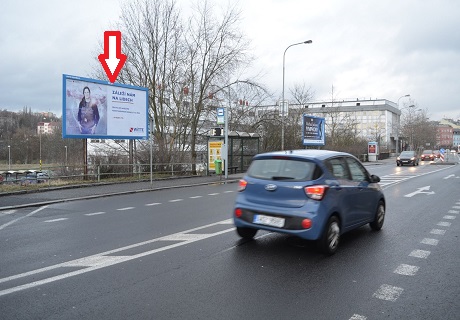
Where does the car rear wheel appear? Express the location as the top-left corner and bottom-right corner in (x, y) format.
(318, 216), (340, 255)
(370, 201), (385, 231)
(236, 227), (257, 239)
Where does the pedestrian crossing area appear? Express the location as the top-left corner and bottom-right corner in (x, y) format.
(378, 172), (420, 188)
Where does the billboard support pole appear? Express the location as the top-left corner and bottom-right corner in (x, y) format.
(83, 139), (88, 180)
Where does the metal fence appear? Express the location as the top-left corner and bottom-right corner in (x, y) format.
(0, 162), (208, 186)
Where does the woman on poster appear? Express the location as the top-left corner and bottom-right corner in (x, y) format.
(77, 86), (100, 134)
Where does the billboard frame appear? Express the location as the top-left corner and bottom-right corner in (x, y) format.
(302, 114), (325, 146)
(62, 74), (149, 140)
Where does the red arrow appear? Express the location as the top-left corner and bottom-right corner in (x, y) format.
(98, 31), (127, 83)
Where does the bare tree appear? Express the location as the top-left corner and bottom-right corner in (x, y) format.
(400, 107), (436, 151)
(290, 82), (315, 105)
(179, 0), (256, 167)
(93, 0), (263, 168)
(112, 0), (183, 163)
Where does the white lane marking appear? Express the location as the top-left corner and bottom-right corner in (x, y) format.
(380, 165), (453, 190)
(453, 206), (460, 209)
(189, 196), (202, 199)
(0, 209), (17, 215)
(0, 206), (48, 230)
(404, 186), (435, 197)
(117, 207), (135, 211)
(44, 218), (68, 223)
(85, 212), (106, 216)
(448, 210), (459, 214)
(394, 264), (419, 276)
(409, 250), (430, 258)
(421, 238), (439, 246)
(145, 203), (161, 206)
(430, 229), (446, 235)
(224, 191), (234, 193)
(349, 315), (367, 320)
(0, 218), (234, 297)
(443, 215), (456, 220)
(161, 234), (210, 241)
(437, 221), (451, 227)
(208, 193), (219, 196)
(169, 199), (183, 202)
(373, 284), (404, 301)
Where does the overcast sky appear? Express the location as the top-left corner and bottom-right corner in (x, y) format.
(1, 0), (459, 121)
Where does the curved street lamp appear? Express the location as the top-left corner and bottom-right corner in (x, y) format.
(395, 94), (410, 153)
(281, 40), (312, 150)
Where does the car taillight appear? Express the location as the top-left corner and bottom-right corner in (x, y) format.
(305, 185), (328, 200)
(301, 219), (312, 229)
(238, 179), (248, 192)
(235, 208), (243, 218)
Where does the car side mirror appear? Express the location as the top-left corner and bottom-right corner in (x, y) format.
(370, 174), (380, 183)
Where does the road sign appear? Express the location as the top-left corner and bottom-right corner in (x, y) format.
(216, 107), (224, 125)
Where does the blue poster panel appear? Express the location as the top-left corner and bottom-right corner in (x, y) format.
(62, 74), (148, 139)
(302, 115), (325, 146)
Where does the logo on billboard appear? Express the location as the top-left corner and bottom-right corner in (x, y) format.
(130, 128), (144, 132)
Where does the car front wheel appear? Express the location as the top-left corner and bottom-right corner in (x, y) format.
(370, 201), (385, 231)
(319, 216), (340, 255)
(236, 227), (257, 239)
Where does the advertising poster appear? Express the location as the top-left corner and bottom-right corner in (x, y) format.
(368, 142), (378, 155)
(62, 74), (148, 139)
(302, 115), (325, 146)
(208, 140), (223, 171)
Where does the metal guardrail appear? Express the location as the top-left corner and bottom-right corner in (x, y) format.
(0, 162), (208, 186)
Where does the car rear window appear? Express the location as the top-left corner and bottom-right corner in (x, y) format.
(247, 158), (321, 181)
(400, 151), (414, 156)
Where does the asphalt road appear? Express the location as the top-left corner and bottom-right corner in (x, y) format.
(1, 159), (459, 319)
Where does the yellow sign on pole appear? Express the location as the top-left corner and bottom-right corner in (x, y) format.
(208, 140), (223, 170)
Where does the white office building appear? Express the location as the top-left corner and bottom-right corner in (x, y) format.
(257, 98), (401, 152)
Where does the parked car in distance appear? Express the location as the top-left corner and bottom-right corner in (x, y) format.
(233, 149), (385, 255)
(396, 150), (419, 166)
(37, 172), (50, 183)
(420, 150), (435, 161)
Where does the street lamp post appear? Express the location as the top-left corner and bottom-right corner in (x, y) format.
(65, 146), (68, 165)
(39, 118), (46, 171)
(8, 145), (11, 170)
(39, 130), (42, 171)
(396, 94), (410, 153)
(399, 104), (416, 151)
(281, 40), (312, 150)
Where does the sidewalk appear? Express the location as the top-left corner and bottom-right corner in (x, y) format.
(0, 173), (245, 211)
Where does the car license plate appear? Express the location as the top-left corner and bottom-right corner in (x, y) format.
(253, 214), (285, 228)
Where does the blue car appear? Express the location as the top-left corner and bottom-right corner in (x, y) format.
(233, 149), (385, 255)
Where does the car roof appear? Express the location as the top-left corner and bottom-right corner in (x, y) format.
(253, 149), (353, 161)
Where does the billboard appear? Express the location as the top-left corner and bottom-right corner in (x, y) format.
(368, 142), (378, 154)
(62, 74), (148, 139)
(302, 115), (325, 146)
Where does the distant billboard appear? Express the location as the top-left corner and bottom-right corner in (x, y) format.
(62, 74), (148, 139)
(302, 115), (325, 146)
